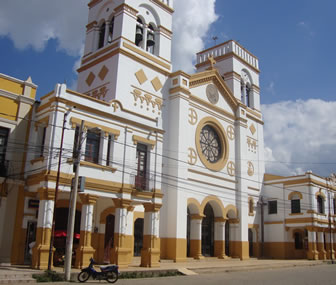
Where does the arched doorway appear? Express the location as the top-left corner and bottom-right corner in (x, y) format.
(134, 218), (144, 256)
(225, 222), (230, 256)
(104, 214), (115, 263)
(54, 208), (81, 266)
(248, 229), (253, 257)
(202, 203), (214, 256)
(186, 208), (191, 257)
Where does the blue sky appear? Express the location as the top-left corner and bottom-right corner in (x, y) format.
(0, 0), (335, 177)
(210, 0), (336, 104)
(0, 0), (335, 104)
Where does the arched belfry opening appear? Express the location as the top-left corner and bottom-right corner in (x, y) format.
(98, 22), (106, 49)
(146, 24), (155, 54)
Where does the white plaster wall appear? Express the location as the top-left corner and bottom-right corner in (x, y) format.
(264, 224), (284, 242)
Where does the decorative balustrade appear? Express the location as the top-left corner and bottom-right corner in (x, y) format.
(197, 40), (259, 70)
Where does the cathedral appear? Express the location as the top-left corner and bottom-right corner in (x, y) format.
(0, 0), (334, 269)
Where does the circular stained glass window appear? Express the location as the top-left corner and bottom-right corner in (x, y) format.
(200, 125), (222, 163)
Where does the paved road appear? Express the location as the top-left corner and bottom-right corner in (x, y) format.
(113, 264), (336, 285)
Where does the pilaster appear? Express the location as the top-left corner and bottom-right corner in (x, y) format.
(32, 188), (55, 269)
(112, 199), (132, 268)
(141, 203), (161, 267)
(307, 228), (319, 260)
(75, 194), (98, 268)
(317, 231), (326, 260)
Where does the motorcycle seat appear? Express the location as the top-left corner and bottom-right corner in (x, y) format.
(100, 265), (116, 271)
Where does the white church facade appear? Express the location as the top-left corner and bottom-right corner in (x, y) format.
(0, 0), (335, 269)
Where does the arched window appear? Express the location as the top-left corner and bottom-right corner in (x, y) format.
(241, 70), (252, 107)
(135, 17), (144, 47)
(108, 17), (114, 44)
(290, 193), (301, 214)
(317, 195), (324, 214)
(98, 22), (106, 49)
(146, 24), (155, 54)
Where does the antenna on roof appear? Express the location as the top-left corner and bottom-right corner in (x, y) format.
(212, 36), (218, 45)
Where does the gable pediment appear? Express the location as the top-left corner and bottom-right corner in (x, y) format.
(189, 69), (238, 113)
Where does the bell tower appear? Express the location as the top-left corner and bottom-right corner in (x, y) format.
(77, 0), (173, 111)
(195, 40), (260, 110)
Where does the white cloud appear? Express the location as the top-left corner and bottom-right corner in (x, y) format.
(0, 0), (87, 56)
(265, 81), (275, 96)
(172, 0), (218, 73)
(297, 21), (315, 37)
(262, 99), (336, 177)
(0, 0), (218, 75)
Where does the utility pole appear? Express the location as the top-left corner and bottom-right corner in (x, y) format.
(48, 109), (71, 270)
(64, 120), (84, 281)
(258, 196), (266, 258)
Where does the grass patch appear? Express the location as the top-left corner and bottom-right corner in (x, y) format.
(32, 270), (65, 283)
(119, 270), (183, 279)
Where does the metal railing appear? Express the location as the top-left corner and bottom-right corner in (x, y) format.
(130, 172), (155, 192)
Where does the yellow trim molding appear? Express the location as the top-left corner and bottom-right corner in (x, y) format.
(132, 135), (156, 149)
(288, 191), (303, 200)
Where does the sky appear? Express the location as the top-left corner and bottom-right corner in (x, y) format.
(0, 0), (335, 178)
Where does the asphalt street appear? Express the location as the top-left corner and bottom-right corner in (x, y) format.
(113, 264), (336, 285)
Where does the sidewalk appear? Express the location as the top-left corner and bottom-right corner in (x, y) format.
(0, 258), (326, 284)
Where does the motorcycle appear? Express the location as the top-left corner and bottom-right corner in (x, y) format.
(77, 258), (119, 283)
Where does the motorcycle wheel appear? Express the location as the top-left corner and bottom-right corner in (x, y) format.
(106, 271), (118, 283)
(78, 271), (90, 283)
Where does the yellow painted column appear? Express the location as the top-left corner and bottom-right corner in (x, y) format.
(190, 214), (204, 260)
(112, 199), (132, 268)
(326, 232), (335, 260)
(306, 228), (319, 260)
(32, 188), (55, 269)
(75, 194), (98, 268)
(214, 218), (228, 259)
(141, 203), (161, 267)
(317, 230), (327, 260)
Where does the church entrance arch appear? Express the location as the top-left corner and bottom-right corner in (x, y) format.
(186, 208), (191, 257)
(225, 222), (230, 256)
(248, 228), (253, 257)
(202, 203), (214, 256)
(104, 214), (115, 263)
(134, 218), (144, 256)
